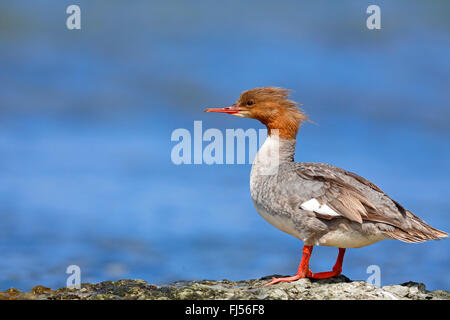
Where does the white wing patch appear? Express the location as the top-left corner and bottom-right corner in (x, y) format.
(300, 198), (341, 217)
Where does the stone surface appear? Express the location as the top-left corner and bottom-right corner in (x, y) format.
(0, 275), (448, 300)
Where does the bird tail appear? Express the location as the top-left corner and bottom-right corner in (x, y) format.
(385, 210), (448, 243)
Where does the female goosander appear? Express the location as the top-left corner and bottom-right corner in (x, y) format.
(206, 87), (448, 286)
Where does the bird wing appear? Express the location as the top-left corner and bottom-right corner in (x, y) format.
(291, 162), (447, 242)
(293, 163), (377, 224)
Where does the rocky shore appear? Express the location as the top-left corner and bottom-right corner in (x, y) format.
(1, 275), (448, 300)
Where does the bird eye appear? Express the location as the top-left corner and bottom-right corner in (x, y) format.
(247, 100), (254, 106)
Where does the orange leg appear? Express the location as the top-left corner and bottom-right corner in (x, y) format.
(264, 246), (346, 286)
(309, 248), (346, 279)
(264, 245), (314, 286)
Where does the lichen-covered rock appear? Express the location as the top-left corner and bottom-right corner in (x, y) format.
(0, 275), (448, 300)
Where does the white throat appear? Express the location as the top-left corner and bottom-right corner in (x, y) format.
(253, 134), (280, 167)
(251, 134), (296, 177)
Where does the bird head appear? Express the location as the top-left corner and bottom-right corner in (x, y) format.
(205, 87), (309, 139)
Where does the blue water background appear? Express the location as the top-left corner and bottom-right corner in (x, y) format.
(0, 1), (449, 291)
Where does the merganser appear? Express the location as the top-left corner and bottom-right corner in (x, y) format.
(206, 87), (448, 286)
